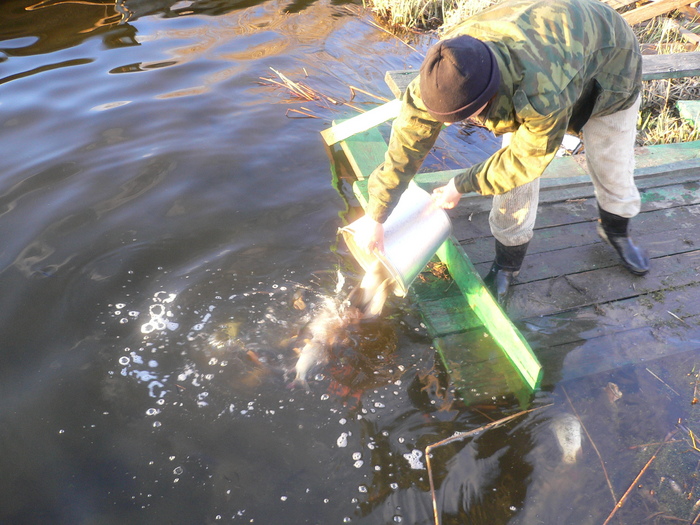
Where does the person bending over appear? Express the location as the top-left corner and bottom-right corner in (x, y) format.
(352, 0), (650, 305)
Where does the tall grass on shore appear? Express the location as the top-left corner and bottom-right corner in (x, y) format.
(365, 0), (499, 32)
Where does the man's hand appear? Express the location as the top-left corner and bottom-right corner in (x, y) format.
(352, 215), (385, 254)
(432, 178), (462, 209)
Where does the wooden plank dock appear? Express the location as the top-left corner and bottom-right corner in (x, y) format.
(325, 51), (700, 405)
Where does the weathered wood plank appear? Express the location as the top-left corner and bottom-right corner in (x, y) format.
(667, 18), (700, 48)
(452, 181), (700, 256)
(487, 214), (700, 285)
(642, 50), (700, 80)
(435, 236), (543, 389)
(505, 249), (700, 320)
(461, 201), (700, 273)
(451, 156), (700, 217)
(518, 281), (700, 353)
(623, 0), (695, 27)
(536, 319), (700, 387)
(322, 99), (401, 146)
(436, 283), (700, 390)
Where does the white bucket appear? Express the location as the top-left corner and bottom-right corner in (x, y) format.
(340, 182), (452, 297)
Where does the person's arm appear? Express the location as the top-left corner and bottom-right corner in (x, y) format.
(455, 108), (568, 195)
(365, 77), (443, 223)
(353, 77), (442, 254)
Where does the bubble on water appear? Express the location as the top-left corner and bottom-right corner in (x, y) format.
(153, 421), (161, 428)
(353, 460), (363, 468)
(197, 392), (209, 407)
(280, 495), (287, 501)
(320, 394), (329, 401)
(393, 516), (403, 522)
(141, 292), (178, 334)
(339, 418), (347, 425)
(116, 303), (126, 309)
(118, 356), (130, 366)
(358, 485), (367, 493)
(510, 506), (517, 511)
(337, 432), (348, 448)
(343, 518), (352, 523)
(403, 450), (424, 470)
(352, 452), (362, 460)
(146, 408), (159, 416)
(390, 483), (398, 490)
(173, 466), (183, 475)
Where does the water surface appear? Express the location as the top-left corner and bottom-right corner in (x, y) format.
(2, 1), (698, 524)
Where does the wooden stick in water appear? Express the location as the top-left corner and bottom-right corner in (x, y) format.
(425, 404), (551, 525)
(602, 431), (677, 525)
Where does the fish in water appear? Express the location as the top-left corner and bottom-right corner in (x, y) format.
(291, 296), (352, 389)
(291, 263), (394, 389)
(551, 413), (583, 465)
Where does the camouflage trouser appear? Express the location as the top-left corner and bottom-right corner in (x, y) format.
(489, 95), (642, 247)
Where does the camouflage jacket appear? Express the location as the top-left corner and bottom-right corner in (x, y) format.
(366, 0), (642, 223)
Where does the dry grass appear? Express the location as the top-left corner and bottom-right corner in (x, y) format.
(636, 17), (700, 145)
(364, 0), (501, 33)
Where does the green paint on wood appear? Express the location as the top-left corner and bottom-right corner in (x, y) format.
(435, 236), (543, 390)
(338, 126), (387, 181)
(677, 101), (700, 128)
(434, 330), (533, 407)
(417, 294), (484, 337)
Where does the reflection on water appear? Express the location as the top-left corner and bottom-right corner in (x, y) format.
(4, 0), (700, 523)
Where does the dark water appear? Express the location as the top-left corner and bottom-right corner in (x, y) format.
(2, 1), (699, 524)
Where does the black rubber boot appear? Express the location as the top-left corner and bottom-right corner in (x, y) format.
(597, 206), (650, 276)
(483, 240), (529, 306)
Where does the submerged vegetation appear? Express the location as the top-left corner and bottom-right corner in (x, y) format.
(363, 0), (700, 146)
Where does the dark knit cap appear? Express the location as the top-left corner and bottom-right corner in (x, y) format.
(419, 35), (501, 123)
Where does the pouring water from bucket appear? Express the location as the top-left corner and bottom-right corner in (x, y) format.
(340, 182), (453, 297)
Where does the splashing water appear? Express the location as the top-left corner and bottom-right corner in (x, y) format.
(291, 262), (395, 389)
